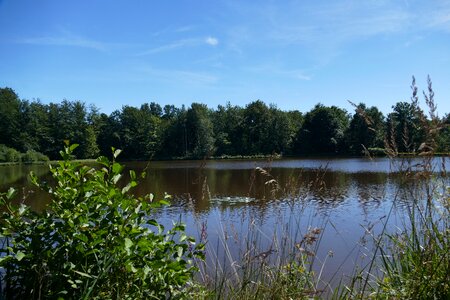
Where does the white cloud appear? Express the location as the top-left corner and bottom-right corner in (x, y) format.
(137, 36), (219, 56)
(427, 9), (450, 31)
(174, 25), (196, 33)
(205, 36), (219, 46)
(266, 2), (412, 47)
(19, 30), (108, 51)
(245, 63), (311, 81)
(136, 65), (218, 86)
(136, 38), (198, 55)
(152, 25), (196, 37)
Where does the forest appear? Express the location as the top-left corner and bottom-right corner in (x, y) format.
(1, 80), (449, 162)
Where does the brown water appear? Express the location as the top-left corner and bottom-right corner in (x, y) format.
(1, 157), (448, 290)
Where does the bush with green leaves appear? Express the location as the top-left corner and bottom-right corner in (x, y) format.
(0, 144), (204, 299)
(0, 145), (21, 163)
(21, 149), (49, 163)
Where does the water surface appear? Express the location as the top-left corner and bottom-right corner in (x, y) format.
(1, 157), (448, 289)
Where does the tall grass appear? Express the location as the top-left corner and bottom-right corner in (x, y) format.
(333, 77), (449, 299)
(191, 77), (449, 299)
(195, 206), (329, 299)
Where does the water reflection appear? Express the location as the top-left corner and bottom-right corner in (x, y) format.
(2, 157), (448, 214)
(0, 164), (50, 187)
(127, 165), (395, 214)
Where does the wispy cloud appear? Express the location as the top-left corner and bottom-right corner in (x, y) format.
(137, 36), (219, 56)
(246, 63), (311, 81)
(152, 25), (196, 37)
(221, 0), (417, 66)
(174, 25), (196, 33)
(136, 65), (218, 86)
(266, 2), (412, 46)
(19, 30), (108, 51)
(426, 5), (450, 31)
(404, 35), (424, 47)
(136, 38), (199, 55)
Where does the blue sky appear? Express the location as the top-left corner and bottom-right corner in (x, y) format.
(1, 0), (449, 115)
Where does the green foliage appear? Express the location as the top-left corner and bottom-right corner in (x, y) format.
(186, 103), (215, 158)
(436, 113), (450, 153)
(44, 100), (101, 159)
(385, 80), (428, 155)
(212, 103), (244, 156)
(0, 145), (204, 299)
(0, 88), (21, 150)
(345, 103), (385, 155)
(0, 145), (48, 164)
(241, 101), (293, 155)
(159, 107), (188, 158)
(0, 145), (21, 163)
(21, 150), (50, 163)
(118, 105), (162, 159)
(1, 77), (449, 160)
(241, 100), (272, 155)
(295, 104), (350, 154)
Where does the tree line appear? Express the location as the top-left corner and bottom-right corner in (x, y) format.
(0, 80), (449, 161)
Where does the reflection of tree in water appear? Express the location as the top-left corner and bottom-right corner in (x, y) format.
(355, 172), (388, 200)
(9, 159), (447, 220)
(165, 168), (355, 212)
(0, 164), (50, 188)
(0, 164), (52, 212)
(352, 172), (389, 217)
(306, 172), (351, 209)
(119, 162), (448, 217)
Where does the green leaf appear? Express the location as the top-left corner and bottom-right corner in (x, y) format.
(122, 184), (131, 194)
(7, 187), (16, 199)
(179, 234), (187, 242)
(18, 204), (27, 215)
(112, 174), (121, 184)
(130, 170), (136, 180)
(112, 162), (123, 175)
(113, 149), (122, 159)
(125, 237), (133, 255)
(97, 156), (110, 167)
(160, 200), (170, 206)
(16, 251), (25, 261)
(69, 144), (79, 152)
(134, 203), (142, 214)
(177, 246), (184, 258)
(73, 270), (93, 278)
(0, 256), (11, 264)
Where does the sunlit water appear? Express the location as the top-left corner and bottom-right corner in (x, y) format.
(1, 157), (448, 291)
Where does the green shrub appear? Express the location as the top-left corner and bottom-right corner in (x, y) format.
(0, 144), (204, 299)
(0, 145), (21, 163)
(21, 149), (49, 163)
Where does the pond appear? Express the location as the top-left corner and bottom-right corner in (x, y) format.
(1, 156), (448, 290)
